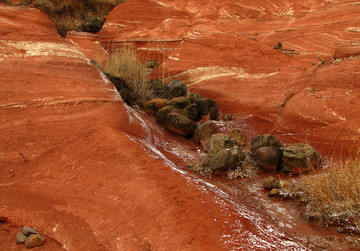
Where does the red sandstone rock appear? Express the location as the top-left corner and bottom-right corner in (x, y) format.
(96, 0), (360, 156)
(0, 3), (306, 250)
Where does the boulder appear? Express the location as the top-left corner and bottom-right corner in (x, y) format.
(281, 143), (321, 174)
(144, 99), (168, 114)
(165, 113), (197, 137)
(227, 128), (247, 148)
(187, 92), (203, 103)
(167, 80), (187, 97)
(16, 232), (26, 243)
(251, 134), (282, 154)
(166, 96), (191, 109)
(195, 98), (219, 120)
(206, 134), (234, 153)
(184, 103), (199, 121)
(204, 146), (245, 172)
(194, 121), (218, 147)
(254, 146), (283, 172)
(156, 106), (189, 123)
(25, 234), (44, 249)
(120, 89), (144, 107)
(263, 176), (279, 190)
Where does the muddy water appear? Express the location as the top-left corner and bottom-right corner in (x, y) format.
(123, 105), (360, 250)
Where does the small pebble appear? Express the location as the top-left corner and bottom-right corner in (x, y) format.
(23, 226), (39, 236)
(25, 234), (44, 248)
(16, 232), (26, 243)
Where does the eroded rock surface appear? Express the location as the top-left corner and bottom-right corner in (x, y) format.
(94, 0), (360, 155)
(0, 3), (307, 250)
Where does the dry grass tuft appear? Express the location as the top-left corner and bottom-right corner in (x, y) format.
(102, 44), (150, 96)
(31, 0), (127, 36)
(299, 154), (360, 229)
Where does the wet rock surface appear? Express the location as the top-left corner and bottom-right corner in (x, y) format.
(2, 0), (360, 250)
(281, 143), (321, 174)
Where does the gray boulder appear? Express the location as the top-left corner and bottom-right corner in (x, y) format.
(281, 143), (321, 174)
(205, 146), (246, 172)
(251, 134), (282, 154)
(16, 232), (26, 243)
(184, 103), (199, 121)
(165, 113), (197, 137)
(206, 134), (234, 153)
(187, 92), (203, 103)
(196, 98), (219, 120)
(156, 106), (189, 123)
(168, 80), (187, 97)
(23, 227), (39, 236)
(166, 96), (191, 109)
(194, 121), (218, 147)
(203, 134), (245, 172)
(144, 99), (168, 115)
(255, 146), (283, 172)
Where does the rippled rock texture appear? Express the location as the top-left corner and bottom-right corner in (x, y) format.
(0, 3), (307, 250)
(90, 0), (360, 156)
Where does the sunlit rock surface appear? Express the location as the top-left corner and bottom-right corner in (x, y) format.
(0, 3), (307, 250)
(95, 0), (360, 155)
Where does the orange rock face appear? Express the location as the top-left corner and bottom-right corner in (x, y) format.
(1, 0), (360, 250)
(0, 3), (307, 251)
(97, 0), (360, 156)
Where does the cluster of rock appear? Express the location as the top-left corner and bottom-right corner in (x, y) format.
(262, 176), (296, 198)
(142, 80), (219, 136)
(252, 134), (321, 174)
(16, 226), (44, 248)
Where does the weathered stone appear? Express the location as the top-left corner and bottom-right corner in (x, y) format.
(156, 106), (189, 123)
(127, 91), (144, 108)
(167, 80), (187, 97)
(104, 73), (128, 91)
(194, 121), (218, 147)
(227, 128), (247, 148)
(23, 227), (39, 236)
(206, 134), (234, 153)
(281, 143), (321, 174)
(120, 88), (144, 107)
(274, 42), (282, 49)
(16, 232), (26, 243)
(223, 114), (233, 121)
(165, 113), (197, 137)
(196, 98), (219, 120)
(184, 103), (199, 121)
(144, 99), (168, 114)
(268, 188), (279, 197)
(263, 176), (279, 190)
(254, 146), (283, 172)
(205, 146), (245, 172)
(166, 96), (191, 109)
(146, 59), (158, 69)
(187, 92), (203, 103)
(147, 79), (169, 98)
(25, 234), (44, 249)
(251, 134), (282, 154)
